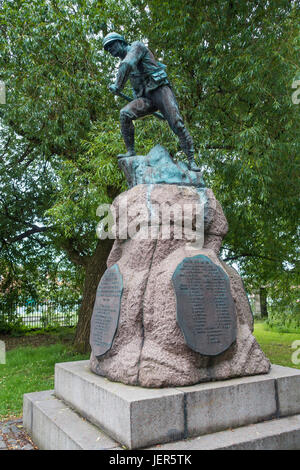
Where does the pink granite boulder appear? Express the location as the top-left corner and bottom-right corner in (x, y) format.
(90, 184), (270, 387)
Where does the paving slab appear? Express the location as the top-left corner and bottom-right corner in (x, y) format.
(0, 418), (36, 450)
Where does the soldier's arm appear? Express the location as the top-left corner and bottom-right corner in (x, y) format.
(114, 41), (146, 92)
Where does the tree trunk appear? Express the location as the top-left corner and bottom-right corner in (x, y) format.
(260, 286), (268, 318)
(73, 238), (114, 353)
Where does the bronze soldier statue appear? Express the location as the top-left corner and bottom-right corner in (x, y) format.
(103, 32), (200, 171)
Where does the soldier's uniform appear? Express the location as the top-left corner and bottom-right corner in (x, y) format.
(111, 40), (195, 163)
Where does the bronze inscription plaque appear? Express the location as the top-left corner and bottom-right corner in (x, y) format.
(172, 255), (236, 356)
(90, 264), (123, 358)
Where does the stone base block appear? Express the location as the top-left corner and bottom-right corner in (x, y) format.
(54, 361), (185, 449)
(23, 390), (300, 450)
(51, 360), (300, 449)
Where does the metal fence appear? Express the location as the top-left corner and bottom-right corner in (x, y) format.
(0, 300), (81, 329)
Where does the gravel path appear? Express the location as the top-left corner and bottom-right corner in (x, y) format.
(0, 418), (37, 450)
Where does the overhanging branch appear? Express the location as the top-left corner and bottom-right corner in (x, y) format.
(6, 225), (54, 244)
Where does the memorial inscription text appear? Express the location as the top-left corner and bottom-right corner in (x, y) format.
(90, 264), (123, 357)
(172, 255), (236, 355)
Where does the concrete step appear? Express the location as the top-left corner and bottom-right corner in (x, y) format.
(23, 390), (300, 450)
(53, 360), (300, 449)
(149, 414), (300, 450)
(23, 390), (121, 450)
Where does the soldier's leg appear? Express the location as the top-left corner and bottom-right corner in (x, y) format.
(149, 86), (199, 170)
(119, 98), (157, 156)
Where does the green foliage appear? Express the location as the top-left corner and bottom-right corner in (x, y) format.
(0, 0), (115, 304)
(263, 286), (300, 333)
(24, 325), (76, 337)
(264, 312), (300, 334)
(0, 315), (24, 335)
(47, 119), (126, 241)
(0, 122), (83, 305)
(137, 0), (300, 289)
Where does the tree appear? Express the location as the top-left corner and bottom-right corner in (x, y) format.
(0, 0), (140, 349)
(0, 122), (82, 309)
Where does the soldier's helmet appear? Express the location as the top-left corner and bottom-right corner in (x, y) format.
(103, 32), (127, 50)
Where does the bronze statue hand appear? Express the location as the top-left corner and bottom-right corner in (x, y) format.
(109, 84), (119, 95)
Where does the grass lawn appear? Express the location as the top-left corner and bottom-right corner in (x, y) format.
(0, 341), (89, 420)
(254, 321), (300, 369)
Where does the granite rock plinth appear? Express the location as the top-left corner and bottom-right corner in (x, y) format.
(90, 168), (270, 386)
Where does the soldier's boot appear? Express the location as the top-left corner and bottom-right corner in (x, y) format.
(185, 145), (200, 171)
(175, 121), (201, 171)
(118, 112), (136, 158)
